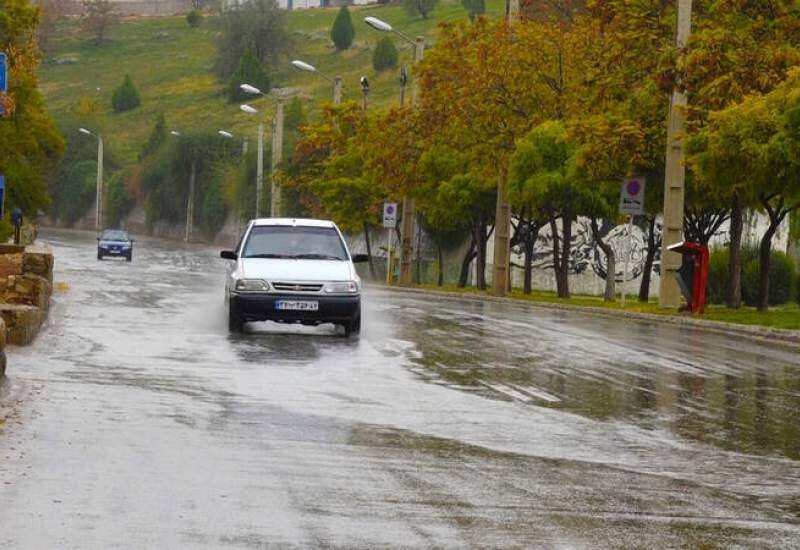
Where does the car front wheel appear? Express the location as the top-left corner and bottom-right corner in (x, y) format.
(342, 310), (361, 338)
(227, 295), (244, 333)
(97, 250), (103, 260)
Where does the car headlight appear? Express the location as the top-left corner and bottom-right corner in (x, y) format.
(235, 279), (270, 291)
(324, 281), (359, 294)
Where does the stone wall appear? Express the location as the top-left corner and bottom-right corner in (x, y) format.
(0, 245), (54, 362)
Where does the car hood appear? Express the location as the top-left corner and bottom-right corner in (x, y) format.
(239, 258), (355, 282)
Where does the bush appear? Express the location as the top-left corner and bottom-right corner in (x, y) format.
(186, 9), (203, 28)
(111, 74), (141, 113)
(227, 47), (270, 103)
(373, 36), (399, 72)
(331, 6), (354, 50)
(741, 249), (797, 306)
(707, 248), (729, 304)
(404, 0), (439, 19)
(104, 171), (134, 228)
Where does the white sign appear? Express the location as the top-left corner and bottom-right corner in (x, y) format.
(619, 177), (646, 216)
(382, 202), (398, 228)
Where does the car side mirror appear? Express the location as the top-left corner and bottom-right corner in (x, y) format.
(220, 250), (237, 260)
(352, 254), (369, 263)
(130, 239), (135, 244)
(96, 237), (101, 241)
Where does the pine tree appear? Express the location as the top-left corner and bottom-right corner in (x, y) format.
(140, 113), (167, 160)
(227, 47), (270, 103)
(372, 36), (398, 72)
(111, 74), (141, 112)
(331, 6), (354, 51)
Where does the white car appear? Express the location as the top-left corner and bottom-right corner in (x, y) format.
(220, 218), (368, 336)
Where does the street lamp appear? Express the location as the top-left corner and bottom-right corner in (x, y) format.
(240, 83), (295, 218)
(291, 59), (342, 104)
(218, 130), (234, 139)
(78, 127), (104, 233)
(364, 16), (426, 287)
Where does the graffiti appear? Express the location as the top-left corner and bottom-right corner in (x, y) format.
(512, 217), (664, 282)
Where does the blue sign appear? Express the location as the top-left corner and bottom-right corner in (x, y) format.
(0, 176), (5, 220)
(0, 53), (7, 93)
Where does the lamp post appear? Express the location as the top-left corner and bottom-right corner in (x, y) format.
(240, 84), (293, 218)
(78, 127), (104, 233)
(291, 59), (342, 105)
(359, 75), (370, 112)
(169, 129), (198, 244)
(364, 16), (425, 287)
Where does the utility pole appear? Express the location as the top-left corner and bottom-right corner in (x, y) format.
(659, 0), (693, 308)
(398, 37), (425, 286)
(185, 160), (196, 243)
(270, 99), (284, 218)
(256, 122), (264, 217)
(490, 0), (519, 296)
(333, 76), (343, 105)
(95, 135), (104, 232)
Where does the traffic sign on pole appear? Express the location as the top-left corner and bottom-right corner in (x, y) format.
(382, 202), (397, 228)
(0, 53), (7, 93)
(619, 177), (646, 216)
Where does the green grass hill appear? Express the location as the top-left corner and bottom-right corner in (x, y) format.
(40, 0), (505, 165)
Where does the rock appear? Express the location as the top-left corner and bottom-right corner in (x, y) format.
(0, 251), (23, 279)
(53, 55), (79, 65)
(0, 304), (44, 346)
(154, 31), (170, 40)
(23, 248), (54, 283)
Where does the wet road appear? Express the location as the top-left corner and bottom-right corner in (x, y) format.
(1, 229), (800, 548)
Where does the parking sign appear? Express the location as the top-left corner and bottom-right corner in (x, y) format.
(619, 177), (646, 216)
(383, 202), (397, 228)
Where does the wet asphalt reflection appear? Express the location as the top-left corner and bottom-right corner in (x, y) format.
(1, 229), (799, 548)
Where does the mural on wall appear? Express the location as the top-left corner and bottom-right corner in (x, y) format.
(512, 217), (665, 283)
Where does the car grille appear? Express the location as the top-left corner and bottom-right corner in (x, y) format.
(271, 282), (323, 293)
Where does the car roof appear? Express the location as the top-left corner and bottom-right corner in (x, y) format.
(250, 218), (336, 228)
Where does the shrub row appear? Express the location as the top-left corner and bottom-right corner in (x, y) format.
(708, 247), (798, 306)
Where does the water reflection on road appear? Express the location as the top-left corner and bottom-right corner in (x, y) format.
(0, 229), (798, 548)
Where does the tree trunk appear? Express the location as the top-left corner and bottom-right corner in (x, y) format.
(639, 215), (657, 302)
(591, 217), (616, 302)
(524, 220), (535, 294)
(458, 234), (477, 288)
(475, 218), (488, 290)
(757, 224), (777, 312)
(727, 193), (743, 309)
(437, 243), (444, 287)
(363, 221), (376, 279)
(549, 212), (562, 296)
(414, 219), (423, 284)
(556, 211), (573, 298)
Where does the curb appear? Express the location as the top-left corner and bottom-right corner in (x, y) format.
(371, 285), (800, 350)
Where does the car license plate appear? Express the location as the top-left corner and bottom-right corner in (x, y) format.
(275, 300), (318, 311)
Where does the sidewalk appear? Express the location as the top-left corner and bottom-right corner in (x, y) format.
(375, 284), (800, 349)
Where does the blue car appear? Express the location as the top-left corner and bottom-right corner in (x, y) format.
(97, 229), (134, 261)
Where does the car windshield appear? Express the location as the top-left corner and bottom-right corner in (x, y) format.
(242, 225), (347, 261)
(101, 230), (129, 242)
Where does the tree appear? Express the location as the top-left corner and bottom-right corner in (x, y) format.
(33, 0), (65, 52)
(215, 0), (290, 82)
(81, 0), (118, 46)
(227, 47), (270, 103)
(111, 74), (141, 112)
(0, 0), (64, 233)
(689, 70), (800, 312)
(140, 113), (168, 160)
(372, 36), (398, 72)
(461, 0), (485, 22)
(404, 0), (438, 19)
(510, 121), (585, 298)
(331, 5), (354, 51)
(186, 10), (204, 28)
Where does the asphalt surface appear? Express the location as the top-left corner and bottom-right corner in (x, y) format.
(1, 229), (799, 549)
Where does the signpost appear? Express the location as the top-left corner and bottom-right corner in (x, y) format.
(383, 203), (398, 285)
(619, 177), (646, 306)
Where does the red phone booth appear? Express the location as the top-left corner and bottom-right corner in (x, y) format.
(666, 241), (709, 313)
